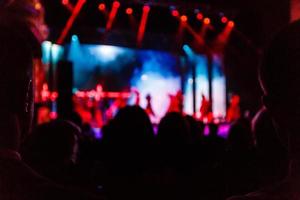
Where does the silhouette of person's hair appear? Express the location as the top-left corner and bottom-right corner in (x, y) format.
(103, 105), (154, 146)
(101, 106), (156, 200)
(185, 115), (204, 142)
(101, 105), (155, 173)
(0, 20), (35, 151)
(157, 112), (190, 146)
(23, 120), (80, 166)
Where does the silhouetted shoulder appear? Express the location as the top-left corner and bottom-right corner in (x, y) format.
(227, 181), (300, 200)
(0, 159), (105, 200)
(228, 192), (267, 200)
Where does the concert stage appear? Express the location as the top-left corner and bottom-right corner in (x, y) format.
(37, 38), (226, 126)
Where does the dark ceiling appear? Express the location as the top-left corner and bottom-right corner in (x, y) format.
(43, 0), (290, 52)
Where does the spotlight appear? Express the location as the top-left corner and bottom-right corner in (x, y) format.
(196, 13), (203, 20)
(141, 74), (148, 81)
(62, 0), (69, 5)
(171, 10), (179, 17)
(203, 17), (210, 25)
(126, 7), (133, 15)
(113, 1), (120, 8)
(180, 15), (188, 22)
(228, 20), (235, 28)
(143, 5), (150, 12)
(71, 35), (78, 42)
(221, 16), (228, 24)
(98, 3), (106, 11)
(35, 2), (42, 10)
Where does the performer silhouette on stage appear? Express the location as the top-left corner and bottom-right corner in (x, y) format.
(226, 94), (241, 123)
(167, 90), (184, 113)
(132, 88), (140, 106)
(145, 94), (155, 117)
(200, 94), (212, 121)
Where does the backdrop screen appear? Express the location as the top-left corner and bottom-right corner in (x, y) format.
(41, 39), (226, 120)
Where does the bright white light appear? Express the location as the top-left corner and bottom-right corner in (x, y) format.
(72, 35), (79, 42)
(42, 41), (52, 50)
(141, 74), (148, 81)
(41, 41), (52, 63)
(184, 76), (209, 116)
(91, 45), (124, 63)
(133, 72), (181, 121)
(212, 77), (226, 117)
(41, 41), (64, 64)
(51, 44), (64, 63)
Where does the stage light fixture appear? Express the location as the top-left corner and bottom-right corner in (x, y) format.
(113, 1), (120, 8)
(72, 35), (79, 42)
(196, 13), (203, 20)
(62, 0), (69, 5)
(204, 17), (210, 25)
(126, 7), (133, 15)
(171, 10), (179, 17)
(180, 15), (188, 22)
(228, 20), (235, 28)
(221, 16), (228, 24)
(35, 2), (42, 10)
(143, 5), (150, 12)
(98, 3), (106, 11)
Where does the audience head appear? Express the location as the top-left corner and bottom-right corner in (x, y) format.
(157, 112), (190, 146)
(0, 5), (42, 150)
(259, 20), (300, 159)
(103, 105), (154, 146)
(208, 123), (219, 137)
(185, 115), (204, 142)
(22, 120), (80, 167)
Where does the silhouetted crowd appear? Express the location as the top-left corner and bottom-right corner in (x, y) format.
(20, 107), (289, 200)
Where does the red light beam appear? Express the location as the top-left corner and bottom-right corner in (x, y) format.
(57, 0), (86, 44)
(214, 21), (235, 52)
(137, 5), (151, 47)
(184, 23), (205, 46)
(175, 15), (205, 46)
(106, 1), (121, 31)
